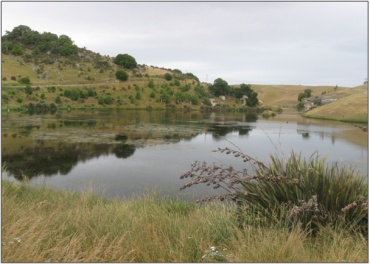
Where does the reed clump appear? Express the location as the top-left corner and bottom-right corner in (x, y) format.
(180, 149), (368, 236)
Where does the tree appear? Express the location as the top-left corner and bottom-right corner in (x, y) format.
(115, 70), (129, 81)
(209, 78), (230, 97)
(113, 54), (137, 69)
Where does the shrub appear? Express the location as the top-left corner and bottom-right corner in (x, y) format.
(55, 96), (62, 104)
(24, 85), (33, 95)
(180, 149), (367, 235)
(115, 70), (128, 81)
(19, 77), (31, 85)
(164, 73), (173, 81)
(297, 102), (305, 111)
(148, 79), (155, 89)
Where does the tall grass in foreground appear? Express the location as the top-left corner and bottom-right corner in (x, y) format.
(2, 180), (368, 262)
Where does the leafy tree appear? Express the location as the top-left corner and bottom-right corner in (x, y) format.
(298, 93), (305, 102)
(246, 91), (259, 107)
(115, 70), (129, 81)
(304, 89), (312, 98)
(298, 89), (313, 102)
(209, 78), (230, 97)
(113, 54), (137, 69)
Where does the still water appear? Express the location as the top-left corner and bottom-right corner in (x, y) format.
(2, 110), (368, 201)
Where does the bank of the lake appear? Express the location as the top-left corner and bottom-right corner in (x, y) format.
(2, 180), (367, 263)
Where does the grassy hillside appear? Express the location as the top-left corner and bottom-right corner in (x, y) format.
(1, 24), (367, 122)
(302, 84), (368, 123)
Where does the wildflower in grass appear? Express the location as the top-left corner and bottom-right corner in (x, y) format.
(202, 246), (227, 262)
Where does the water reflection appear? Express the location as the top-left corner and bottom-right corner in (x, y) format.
(2, 141), (136, 180)
(1, 110), (367, 201)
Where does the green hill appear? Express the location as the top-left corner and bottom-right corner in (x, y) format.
(1, 25), (367, 123)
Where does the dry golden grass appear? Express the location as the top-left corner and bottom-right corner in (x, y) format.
(2, 180), (368, 262)
(303, 85), (368, 123)
(251, 84), (349, 107)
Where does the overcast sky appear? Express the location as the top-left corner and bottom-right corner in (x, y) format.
(1, 2), (368, 87)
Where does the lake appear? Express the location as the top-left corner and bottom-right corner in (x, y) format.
(2, 109), (368, 201)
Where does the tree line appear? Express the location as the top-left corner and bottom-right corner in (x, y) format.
(2, 25), (78, 57)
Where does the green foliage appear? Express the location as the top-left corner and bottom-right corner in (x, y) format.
(135, 91), (142, 100)
(173, 69), (182, 74)
(2, 25), (78, 57)
(189, 94), (199, 105)
(115, 70), (129, 81)
(181, 150), (368, 235)
(164, 73), (173, 81)
(150, 91), (156, 99)
(147, 79), (155, 89)
(231, 84), (259, 107)
(98, 96), (113, 105)
(63, 88), (96, 101)
(298, 93), (305, 102)
(19, 77), (31, 85)
(27, 102), (57, 114)
(11, 45), (23, 56)
(174, 79), (180, 86)
(55, 96), (62, 104)
(194, 85), (208, 98)
(24, 85), (33, 95)
(298, 89), (313, 102)
(113, 54), (137, 69)
(185, 72), (200, 83)
(180, 84), (191, 92)
(209, 78), (230, 97)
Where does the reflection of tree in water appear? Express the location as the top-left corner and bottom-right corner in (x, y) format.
(2, 141), (135, 181)
(208, 124), (254, 140)
(113, 144), (136, 159)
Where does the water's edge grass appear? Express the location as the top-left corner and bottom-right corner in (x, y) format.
(2, 180), (367, 262)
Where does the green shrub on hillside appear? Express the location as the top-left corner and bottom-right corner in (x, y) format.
(19, 77), (31, 85)
(164, 73), (173, 81)
(24, 85), (33, 95)
(115, 70), (128, 81)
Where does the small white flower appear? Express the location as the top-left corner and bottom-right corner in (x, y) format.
(210, 246), (216, 252)
(13, 238), (21, 243)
